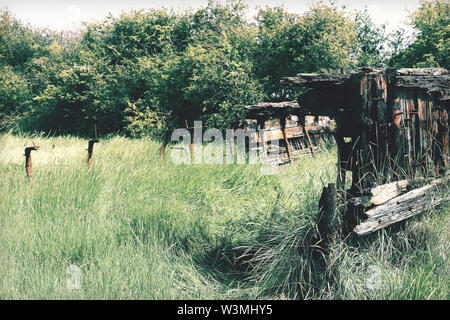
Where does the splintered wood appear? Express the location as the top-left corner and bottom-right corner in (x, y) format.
(353, 177), (449, 235)
(347, 178), (426, 207)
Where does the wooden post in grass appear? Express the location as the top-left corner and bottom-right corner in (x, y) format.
(160, 134), (168, 163)
(257, 119), (266, 158)
(24, 139), (39, 183)
(280, 116), (293, 164)
(185, 120), (195, 161)
(302, 122), (316, 158)
(353, 177), (449, 235)
(317, 183), (342, 252)
(228, 129), (235, 157)
(87, 125), (102, 167)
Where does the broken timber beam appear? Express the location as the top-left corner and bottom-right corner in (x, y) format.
(354, 176), (449, 236)
(281, 73), (350, 87)
(348, 177), (426, 207)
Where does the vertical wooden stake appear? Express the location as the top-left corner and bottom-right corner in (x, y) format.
(317, 183), (342, 254)
(159, 132), (170, 163)
(160, 140), (167, 162)
(302, 123), (316, 157)
(87, 125), (101, 167)
(257, 120), (266, 158)
(87, 140), (101, 167)
(229, 129), (235, 157)
(281, 116), (293, 164)
(24, 140), (39, 183)
(335, 134), (347, 190)
(441, 109), (449, 169)
(185, 120), (194, 160)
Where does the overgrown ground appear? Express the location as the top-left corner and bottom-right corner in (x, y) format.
(0, 133), (448, 299)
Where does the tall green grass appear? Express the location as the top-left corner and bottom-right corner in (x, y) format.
(0, 133), (448, 299)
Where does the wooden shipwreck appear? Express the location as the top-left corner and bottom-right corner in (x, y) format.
(282, 67), (449, 236)
(243, 101), (335, 164)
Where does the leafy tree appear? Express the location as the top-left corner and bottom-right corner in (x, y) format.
(161, 0), (262, 129)
(164, 41), (263, 129)
(386, 27), (414, 68)
(253, 6), (299, 100)
(298, 4), (358, 72)
(354, 8), (388, 67)
(253, 4), (358, 101)
(0, 9), (54, 131)
(64, 9), (181, 136)
(0, 10), (38, 67)
(0, 65), (31, 130)
(390, 0), (449, 68)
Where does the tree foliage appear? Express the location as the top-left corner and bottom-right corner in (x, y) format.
(390, 0), (449, 69)
(253, 4), (358, 100)
(0, 1), (447, 137)
(354, 8), (388, 68)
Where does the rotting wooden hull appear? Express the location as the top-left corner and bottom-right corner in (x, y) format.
(283, 67), (449, 235)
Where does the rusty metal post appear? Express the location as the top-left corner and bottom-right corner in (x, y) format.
(87, 139), (101, 167)
(24, 140), (39, 183)
(87, 125), (101, 167)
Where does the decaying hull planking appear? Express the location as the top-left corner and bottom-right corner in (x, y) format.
(243, 101), (335, 164)
(282, 67), (449, 236)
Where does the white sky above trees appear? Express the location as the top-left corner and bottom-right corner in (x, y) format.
(1, 0), (420, 32)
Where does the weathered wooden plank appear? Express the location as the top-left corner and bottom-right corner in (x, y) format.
(259, 126), (327, 142)
(354, 177), (449, 235)
(441, 108), (449, 168)
(281, 73), (350, 87)
(391, 68), (449, 76)
(244, 101), (299, 110)
(393, 75), (450, 92)
(348, 178), (425, 207)
(244, 101), (301, 119)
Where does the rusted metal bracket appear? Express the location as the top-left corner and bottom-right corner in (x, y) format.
(24, 139), (39, 182)
(87, 125), (102, 167)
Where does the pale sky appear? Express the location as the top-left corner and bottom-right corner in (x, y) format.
(1, 0), (421, 32)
